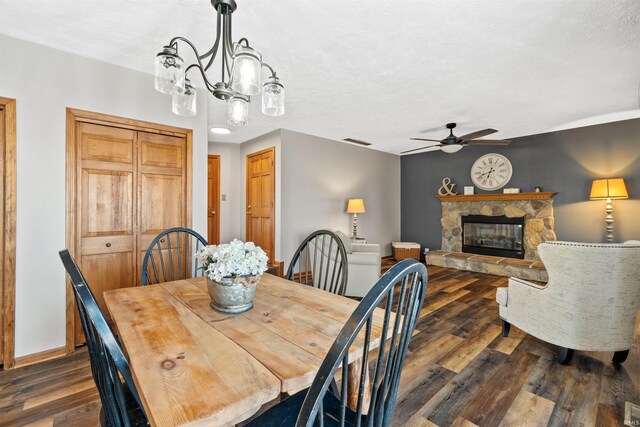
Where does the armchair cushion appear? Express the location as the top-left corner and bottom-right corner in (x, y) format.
(496, 287), (508, 307)
(352, 243), (380, 254)
(348, 251), (381, 266)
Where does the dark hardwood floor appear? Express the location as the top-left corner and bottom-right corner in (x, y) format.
(1, 263), (638, 427)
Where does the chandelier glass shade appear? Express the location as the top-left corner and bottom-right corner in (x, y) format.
(262, 76), (285, 116)
(155, 46), (185, 94)
(228, 94), (250, 127)
(171, 78), (197, 116)
(153, 0), (284, 126)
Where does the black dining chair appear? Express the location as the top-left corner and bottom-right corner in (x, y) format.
(59, 250), (148, 427)
(247, 258), (428, 427)
(286, 230), (349, 296)
(141, 227), (208, 285)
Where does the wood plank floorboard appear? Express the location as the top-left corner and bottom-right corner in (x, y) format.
(0, 264), (637, 426)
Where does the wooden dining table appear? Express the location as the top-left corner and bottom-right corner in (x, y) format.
(104, 273), (391, 427)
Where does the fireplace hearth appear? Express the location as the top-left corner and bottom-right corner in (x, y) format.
(462, 215), (524, 259)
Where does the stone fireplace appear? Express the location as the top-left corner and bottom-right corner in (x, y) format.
(428, 192), (556, 281)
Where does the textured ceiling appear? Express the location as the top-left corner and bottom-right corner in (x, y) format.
(1, 0), (639, 154)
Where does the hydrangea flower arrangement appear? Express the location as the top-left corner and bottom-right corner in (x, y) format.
(195, 239), (268, 282)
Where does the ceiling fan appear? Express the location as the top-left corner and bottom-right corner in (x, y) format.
(402, 122), (511, 154)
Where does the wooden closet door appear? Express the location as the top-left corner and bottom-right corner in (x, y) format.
(75, 123), (136, 345)
(246, 148), (275, 263)
(0, 108), (4, 364)
(138, 132), (188, 281)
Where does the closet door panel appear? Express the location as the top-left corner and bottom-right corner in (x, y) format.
(137, 132), (188, 284)
(74, 122), (137, 345)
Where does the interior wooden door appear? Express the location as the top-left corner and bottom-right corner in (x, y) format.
(0, 97), (16, 368)
(0, 107), (4, 365)
(246, 147), (275, 263)
(137, 131), (188, 282)
(75, 122), (137, 345)
(208, 155), (220, 245)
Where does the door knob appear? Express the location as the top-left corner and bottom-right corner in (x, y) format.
(210, 211), (216, 215)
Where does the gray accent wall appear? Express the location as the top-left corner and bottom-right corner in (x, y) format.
(401, 119), (640, 251)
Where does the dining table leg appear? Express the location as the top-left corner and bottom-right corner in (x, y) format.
(347, 357), (371, 414)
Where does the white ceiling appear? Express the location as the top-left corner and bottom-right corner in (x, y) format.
(1, 0), (639, 154)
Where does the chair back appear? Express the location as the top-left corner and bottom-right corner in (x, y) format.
(141, 227), (208, 285)
(286, 230), (348, 295)
(538, 241), (640, 349)
(297, 259), (428, 426)
(59, 250), (146, 427)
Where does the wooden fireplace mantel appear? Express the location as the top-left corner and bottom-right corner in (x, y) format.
(437, 192), (556, 202)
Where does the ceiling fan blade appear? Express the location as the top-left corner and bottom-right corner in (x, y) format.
(458, 128), (498, 141)
(418, 125), (447, 134)
(401, 144), (442, 154)
(465, 139), (511, 145)
(409, 137), (442, 142)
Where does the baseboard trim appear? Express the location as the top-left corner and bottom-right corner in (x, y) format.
(14, 346), (67, 369)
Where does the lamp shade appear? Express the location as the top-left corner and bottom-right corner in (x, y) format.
(590, 178), (629, 200)
(347, 199), (365, 214)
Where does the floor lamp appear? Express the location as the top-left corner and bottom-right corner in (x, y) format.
(590, 178), (628, 242)
(347, 198), (365, 238)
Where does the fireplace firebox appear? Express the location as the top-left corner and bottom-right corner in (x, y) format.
(461, 215), (524, 259)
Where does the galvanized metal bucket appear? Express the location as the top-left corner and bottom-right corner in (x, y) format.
(207, 275), (261, 314)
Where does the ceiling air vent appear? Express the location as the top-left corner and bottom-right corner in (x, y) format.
(343, 138), (372, 146)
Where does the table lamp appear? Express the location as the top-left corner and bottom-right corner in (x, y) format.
(590, 178), (628, 242)
(347, 198), (365, 238)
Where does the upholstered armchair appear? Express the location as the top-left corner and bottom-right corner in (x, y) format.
(496, 241), (640, 364)
(335, 231), (382, 298)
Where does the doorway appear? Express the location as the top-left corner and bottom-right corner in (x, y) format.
(0, 97), (16, 369)
(246, 147), (275, 263)
(207, 155), (220, 245)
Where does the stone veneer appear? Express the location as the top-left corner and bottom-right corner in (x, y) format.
(427, 193), (556, 282)
(440, 194), (557, 261)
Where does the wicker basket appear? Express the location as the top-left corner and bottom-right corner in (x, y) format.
(392, 242), (420, 261)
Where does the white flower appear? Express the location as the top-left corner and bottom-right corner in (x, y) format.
(195, 239), (269, 282)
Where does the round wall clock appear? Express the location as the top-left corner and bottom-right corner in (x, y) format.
(470, 153), (513, 191)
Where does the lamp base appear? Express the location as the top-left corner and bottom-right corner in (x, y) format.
(352, 213), (358, 238)
(605, 199), (614, 242)
(211, 0), (237, 14)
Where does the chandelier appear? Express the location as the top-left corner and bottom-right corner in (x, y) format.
(153, 0), (284, 125)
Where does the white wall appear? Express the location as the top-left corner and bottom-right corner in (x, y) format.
(240, 131), (283, 262)
(280, 130), (401, 264)
(207, 141), (242, 243)
(0, 35), (208, 357)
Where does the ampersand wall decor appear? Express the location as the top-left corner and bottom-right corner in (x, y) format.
(437, 177), (458, 196)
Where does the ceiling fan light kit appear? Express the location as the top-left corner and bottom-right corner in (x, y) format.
(441, 144), (463, 154)
(154, 0), (285, 125)
(403, 122), (512, 154)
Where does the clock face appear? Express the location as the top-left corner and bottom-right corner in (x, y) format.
(470, 153), (513, 191)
